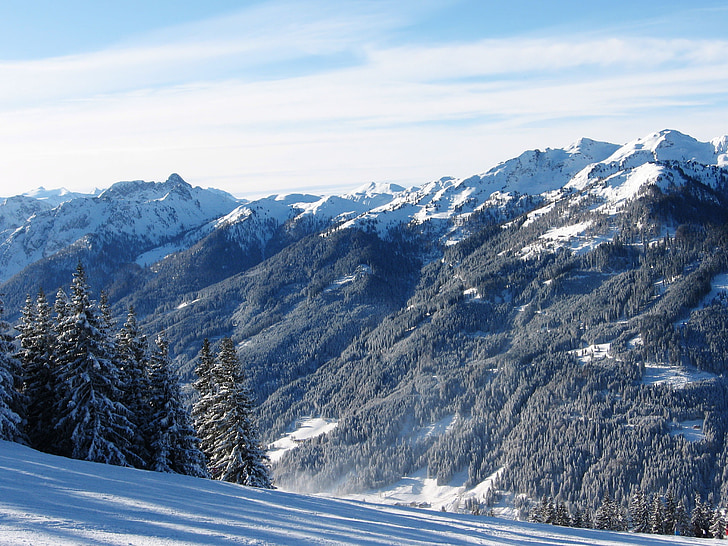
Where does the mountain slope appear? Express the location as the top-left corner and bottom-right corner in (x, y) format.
(3, 129), (728, 519)
(0, 440), (704, 545)
(0, 174), (241, 312)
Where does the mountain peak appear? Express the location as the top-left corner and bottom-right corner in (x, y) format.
(348, 181), (406, 197)
(19, 186), (93, 206)
(165, 173), (187, 186)
(606, 129), (720, 167)
(564, 137), (619, 159)
(712, 135), (728, 166)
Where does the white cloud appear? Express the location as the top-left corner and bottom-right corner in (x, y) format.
(0, 2), (726, 197)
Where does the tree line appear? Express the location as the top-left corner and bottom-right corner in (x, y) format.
(529, 489), (726, 539)
(0, 262), (270, 488)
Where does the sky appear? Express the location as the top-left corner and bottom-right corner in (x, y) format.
(0, 0), (727, 199)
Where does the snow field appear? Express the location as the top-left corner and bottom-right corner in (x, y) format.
(268, 417), (339, 463)
(0, 440), (706, 545)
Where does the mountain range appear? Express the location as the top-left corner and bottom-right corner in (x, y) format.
(3, 128), (728, 516)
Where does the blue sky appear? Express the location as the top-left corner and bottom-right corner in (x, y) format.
(1, 0), (727, 198)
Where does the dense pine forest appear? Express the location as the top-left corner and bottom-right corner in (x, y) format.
(0, 263), (271, 488)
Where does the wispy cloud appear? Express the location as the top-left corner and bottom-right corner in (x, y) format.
(1, 1), (727, 197)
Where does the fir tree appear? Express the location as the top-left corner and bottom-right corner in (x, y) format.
(0, 299), (25, 443)
(675, 499), (690, 537)
(648, 494), (664, 535)
(691, 495), (712, 538)
(571, 505), (585, 528)
(116, 306), (152, 466)
(192, 338), (216, 466)
(554, 502), (571, 527)
(54, 288), (70, 323)
(594, 492), (624, 531)
(147, 332), (207, 477)
(18, 290), (58, 450)
(195, 337), (272, 488)
(628, 490), (649, 533)
(663, 489), (677, 536)
(53, 263), (136, 465)
(710, 509), (726, 539)
(530, 495), (556, 524)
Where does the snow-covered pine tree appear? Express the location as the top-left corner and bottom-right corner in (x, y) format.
(0, 299), (25, 443)
(628, 490), (649, 533)
(192, 338), (217, 467)
(17, 290), (57, 451)
(691, 495), (712, 538)
(196, 337), (272, 488)
(663, 489), (677, 535)
(675, 498), (691, 536)
(571, 505), (585, 528)
(116, 306), (152, 467)
(553, 502), (571, 526)
(593, 493), (611, 531)
(53, 263), (136, 466)
(147, 332), (207, 477)
(594, 492), (624, 531)
(710, 509), (726, 539)
(536, 495), (555, 524)
(648, 494), (664, 535)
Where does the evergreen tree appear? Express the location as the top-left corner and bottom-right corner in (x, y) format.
(0, 299), (25, 443)
(147, 332), (207, 477)
(192, 338), (216, 466)
(628, 490), (649, 533)
(675, 499), (690, 536)
(710, 509), (726, 539)
(571, 505), (585, 528)
(691, 495), (712, 538)
(54, 288), (70, 323)
(18, 290), (58, 450)
(530, 495), (555, 524)
(53, 263), (136, 465)
(194, 337), (272, 488)
(663, 490), (677, 536)
(594, 492), (624, 531)
(648, 494), (664, 535)
(116, 306), (152, 467)
(98, 291), (116, 341)
(554, 501), (571, 526)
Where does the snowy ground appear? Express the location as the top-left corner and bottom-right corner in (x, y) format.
(642, 363), (717, 389)
(268, 417), (338, 463)
(0, 441), (711, 545)
(270, 416), (512, 515)
(699, 273), (728, 308)
(570, 343), (613, 364)
(336, 468), (504, 514)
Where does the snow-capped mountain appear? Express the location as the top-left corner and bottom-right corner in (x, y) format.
(0, 174), (240, 283)
(3, 130), (724, 287)
(4, 129), (728, 521)
(21, 186), (101, 205)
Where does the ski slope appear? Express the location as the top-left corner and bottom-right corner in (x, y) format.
(0, 441), (705, 545)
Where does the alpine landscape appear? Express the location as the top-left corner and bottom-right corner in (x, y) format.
(3, 128), (728, 543)
(3, 1), (728, 544)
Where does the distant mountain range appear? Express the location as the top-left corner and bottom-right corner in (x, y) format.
(3, 129), (728, 516)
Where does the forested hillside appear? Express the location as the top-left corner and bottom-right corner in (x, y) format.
(2, 129), (728, 527)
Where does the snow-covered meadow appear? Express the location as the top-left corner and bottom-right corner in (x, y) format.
(0, 441), (709, 545)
